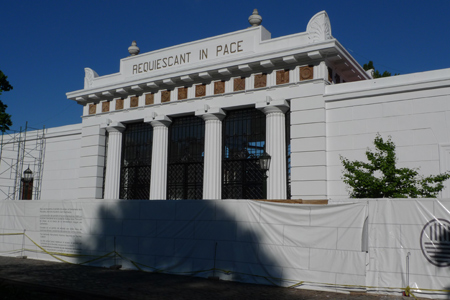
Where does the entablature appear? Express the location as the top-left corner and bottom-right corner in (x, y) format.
(67, 10), (369, 107)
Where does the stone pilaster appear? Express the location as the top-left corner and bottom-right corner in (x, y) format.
(315, 60), (328, 81)
(146, 115), (172, 200)
(257, 99), (290, 199)
(103, 122), (125, 199)
(196, 107), (226, 199)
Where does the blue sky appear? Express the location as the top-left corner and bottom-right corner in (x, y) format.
(1, 0), (449, 132)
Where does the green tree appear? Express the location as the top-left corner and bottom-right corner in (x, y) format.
(0, 70), (13, 132)
(363, 61), (397, 78)
(340, 135), (450, 198)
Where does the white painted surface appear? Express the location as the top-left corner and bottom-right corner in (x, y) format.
(326, 71), (450, 199)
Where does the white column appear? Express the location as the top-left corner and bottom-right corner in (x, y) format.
(104, 122), (125, 199)
(257, 99), (290, 199)
(196, 107), (226, 199)
(146, 115), (172, 200)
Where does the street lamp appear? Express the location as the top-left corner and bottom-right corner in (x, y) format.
(23, 167), (33, 182)
(259, 151), (271, 199)
(21, 166), (33, 200)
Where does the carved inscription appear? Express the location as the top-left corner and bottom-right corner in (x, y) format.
(133, 52), (192, 74)
(216, 41), (243, 57)
(145, 93), (154, 105)
(276, 70), (290, 85)
(102, 101), (110, 113)
(300, 66), (314, 81)
(214, 81), (225, 94)
(254, 73), (267, 88)
(234, 77), (245, 91)
(195, 84), (206, 97)
(131, 40), (244, 75)
(115, 99), (124, 110)
(39, 207), (83, 254)
(178, 87), (188, 100)
(130, 96), (139, 108)
(161, 90), (171, 102)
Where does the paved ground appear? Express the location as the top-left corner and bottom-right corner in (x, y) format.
(0, 256), (421, 299)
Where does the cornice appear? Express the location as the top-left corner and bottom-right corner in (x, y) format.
(324, 70), (450, 102)
(67, 40), (341, 103)
(67, 11), (369, 105)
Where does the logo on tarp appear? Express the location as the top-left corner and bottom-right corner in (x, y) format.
(420, 219), (450, 267)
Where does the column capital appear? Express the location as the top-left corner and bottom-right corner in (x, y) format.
(195, 107), (226, 121)
(103, 122), (125, 133)
(256, 99), (290, 115)
(145, 115), (172, 127)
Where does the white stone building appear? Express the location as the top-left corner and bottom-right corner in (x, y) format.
(2, 11), (450, 298)
(3, 10), (450, 201)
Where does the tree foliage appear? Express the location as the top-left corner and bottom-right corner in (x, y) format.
(0, 70), (13, 132)
(363, 61), (397, 78)
(340, 135), (450, 198)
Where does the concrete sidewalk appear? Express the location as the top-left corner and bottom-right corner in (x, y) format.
(0, 256), (415, 299)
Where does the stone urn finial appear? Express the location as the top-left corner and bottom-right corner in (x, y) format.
(248, 9), (262, 27)
(128, 41), (140, 56)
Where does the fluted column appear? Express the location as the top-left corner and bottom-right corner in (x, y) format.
(257, 99), (290, 199)
(104, 122), (125, 199)
(196, 108), (226, 199)
(146, 115), (172, 200)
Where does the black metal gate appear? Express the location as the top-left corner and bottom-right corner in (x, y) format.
(167, 116), (205, 199)
(222, 108), (266, 199)
(119, 122), (153, 199)
(286, 110), (291, 199)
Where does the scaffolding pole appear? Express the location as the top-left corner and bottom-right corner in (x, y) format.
(0, 123), (46, 200)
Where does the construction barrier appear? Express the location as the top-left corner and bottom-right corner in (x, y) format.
(1, 198), (449, 299)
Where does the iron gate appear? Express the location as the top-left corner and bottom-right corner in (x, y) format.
(222, 108), (266, 199)
(119, 122), (153, 199)
(167, 116), (205, 199)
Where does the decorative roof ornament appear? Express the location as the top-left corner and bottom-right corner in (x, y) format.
(248, 9), (262, 27)
(84, 68), (99, 89)
(128, 41), (140, 56)
(306, 11), (332, 44)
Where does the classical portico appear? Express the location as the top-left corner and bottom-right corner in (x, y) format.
(67, 10), (369, 200)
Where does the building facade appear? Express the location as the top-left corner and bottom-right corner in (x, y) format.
(65, 11), (372, 201)
(2, 10), (450, 201)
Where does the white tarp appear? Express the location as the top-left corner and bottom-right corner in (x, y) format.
(0, 199), (367, 293)
(3, 198), (449, 297)
(366, 198), (450, 299)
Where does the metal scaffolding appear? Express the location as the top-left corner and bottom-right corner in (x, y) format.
(0, 122), (46, 200)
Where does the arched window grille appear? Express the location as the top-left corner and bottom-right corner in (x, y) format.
(119, 122), (153, 199)
(167, 116), (205, 199)
(222, 108), (266, 199)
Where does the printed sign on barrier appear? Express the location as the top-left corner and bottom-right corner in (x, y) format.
(420, 218), (450, 267)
